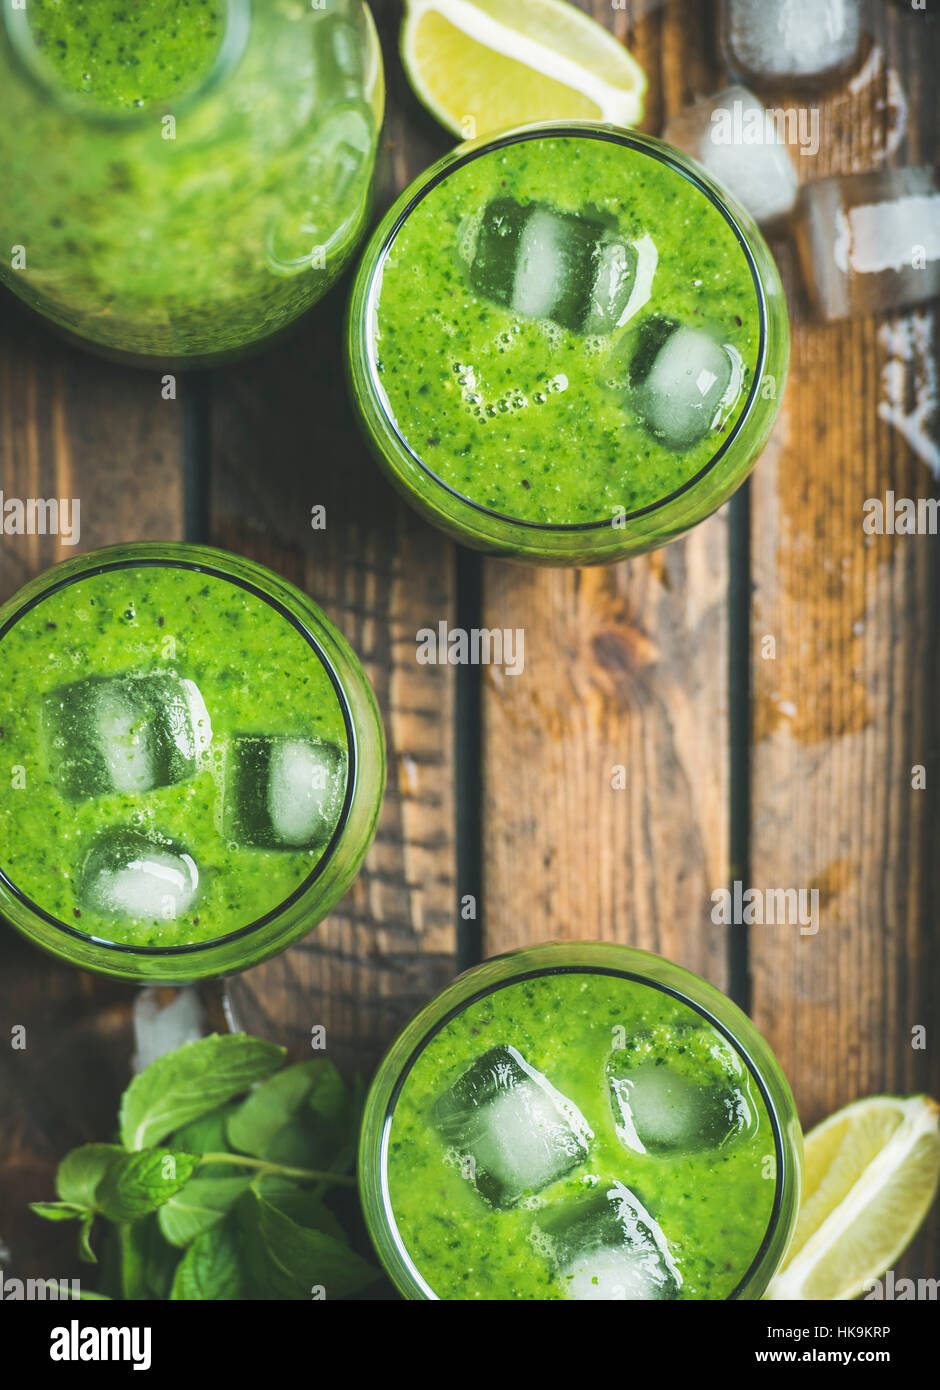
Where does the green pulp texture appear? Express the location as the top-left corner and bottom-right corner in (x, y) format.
(27, 0), (225, 110)
(386, 972), (777, 1300)
(372, 135), (761, 525)
(0, 1), (381, 358)
(0, 566), (348, 947)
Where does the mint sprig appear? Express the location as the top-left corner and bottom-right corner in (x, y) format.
(30, 1033), (383, 1300)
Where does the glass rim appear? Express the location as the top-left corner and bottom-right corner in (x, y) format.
(0, 548), (357, 956)
(376, 960), (790, 1301)
(359, 122), (770, 534)
(1, 0), (251, 129)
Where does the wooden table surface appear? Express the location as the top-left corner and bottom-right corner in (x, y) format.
(1, 0), (938, 1288)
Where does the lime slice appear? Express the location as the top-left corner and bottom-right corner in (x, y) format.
(401, 0), (646, 139)
(766, 1095), (940, 1301)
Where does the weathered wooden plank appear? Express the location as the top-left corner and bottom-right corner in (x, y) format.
(479, 0), (731, 992)
(0, 297), (187, 1277)
(747, 2), (940, 1273)
(212, 0), (458, 1077)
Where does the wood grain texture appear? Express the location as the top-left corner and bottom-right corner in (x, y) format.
(0, 297), (187, 1276)
(212, 0), (458, 1076)
(479, 0), (733, 992)
(745, 3), (940, 1274)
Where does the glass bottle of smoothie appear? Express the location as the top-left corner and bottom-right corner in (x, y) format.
(347, 122), (789, 565)
(0, 0), (384, 366)
(0, 544), (385, 980)
(359, 942), (802, 1299)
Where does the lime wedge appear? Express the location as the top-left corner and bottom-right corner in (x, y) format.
(767, 1095), (940, 1301)
(401, 0), (646, 140)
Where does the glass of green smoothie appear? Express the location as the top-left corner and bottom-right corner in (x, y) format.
(0, 0), (384, 366)
(347, 122), (789, 565)
(0, 544), (385, 981)
(359, 942), (802, 1299)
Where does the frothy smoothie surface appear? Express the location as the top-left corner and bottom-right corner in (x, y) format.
(386, 971), (777, 1300)
(371, 133), (763, 526)
(0, 564), (349, 947)
(25, 0), (227, 110)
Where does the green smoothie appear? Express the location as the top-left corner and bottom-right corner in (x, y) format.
(0, 0), (384, 361)
(25, 0), (226, 110)
(383, 971), (778, 1300)
(369, 133), (761, 526)
(0, 562), (350, 948)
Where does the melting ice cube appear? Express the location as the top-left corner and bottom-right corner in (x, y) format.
(628, 316), (743, 451)
(222, 735), (347, 850)
(460, 198), (657, 335)
(433, 1045), (593, 1208)
(662, 86), (798, 226)
(794, 167), (940, 321)
(78, 829), (199, 922)
(721, 0), (863, 86)
(540, 1182), (682, 1301)
(42, 671), (211, 802)
(606, 1022), (758, 1156)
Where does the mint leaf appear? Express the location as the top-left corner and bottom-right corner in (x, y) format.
(226, 1059), (351, 1169)
(119, 1215), (180, 1299)
(95, 1149), (199, 1223)
(119, 1034), (284, 1151)
(56, 1144), (123, 1208)
(255, 1176), (346, 1242)
(158, 1174), (254, 1247)
(237, 1191), (378, 1300)
(30, 1201), (86, 1222)
(170, 1221), (241, 1300)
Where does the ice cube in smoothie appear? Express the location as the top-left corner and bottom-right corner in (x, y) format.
(540, 1182), (682, 1301)
(222, 734), (347, 850)
(77, 829), (200, 922)
(460, 199), (657, 335)
(433, 1045), (593, 1207)
(42, 671), (211, 801)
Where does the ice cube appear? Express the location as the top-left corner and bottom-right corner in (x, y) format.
(131, 986), (207, 1074)
(662, 86), (798, 226)
(794, 167), (940, 321)
(606, 1023), (758, 1156)
(78, 829), (200, 922)
(42, 671), (211, 802)
(461, 198), (657, 335)
(721, 0), (863, 86)
(222, 735), (347, 850)
(540, 1183), (681, 1301)
(628, 317), (744, 450)
(433, 1045), (593, 1208)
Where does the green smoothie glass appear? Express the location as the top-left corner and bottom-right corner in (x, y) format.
(360, 942), (802, 1300)
(347, 122), (789, 564)
(0, 0), (384, 366)
(0, 543), (385, 981)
